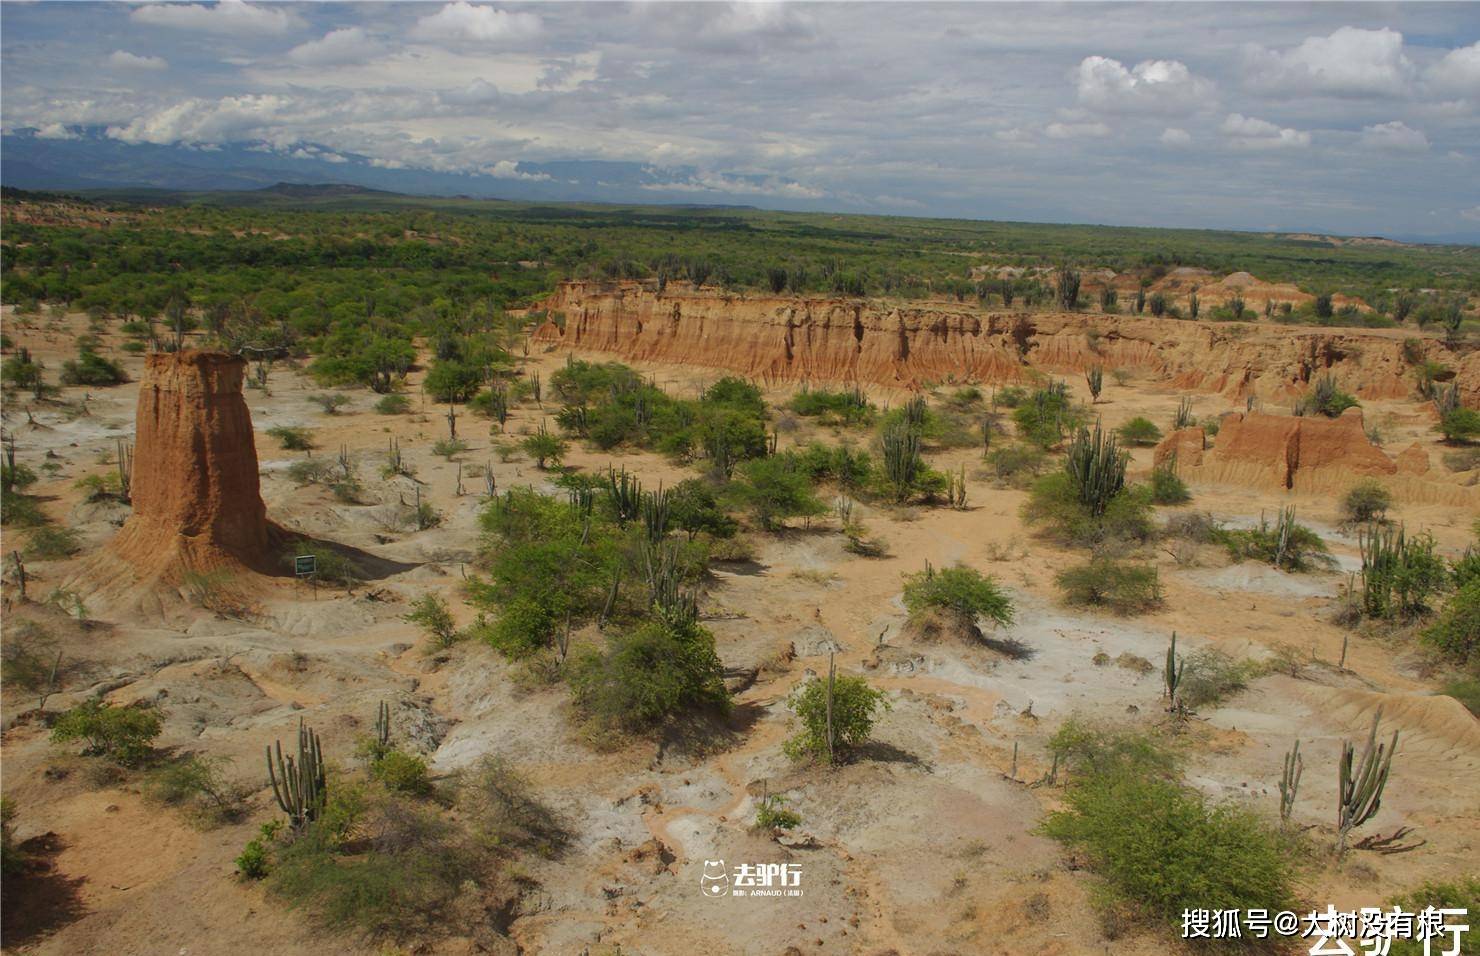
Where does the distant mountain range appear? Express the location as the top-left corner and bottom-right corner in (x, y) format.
(0, 125), (821, 209)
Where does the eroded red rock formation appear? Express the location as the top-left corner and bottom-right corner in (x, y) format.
(534, 281), (1480, 405)
(108, 350), (273, 577)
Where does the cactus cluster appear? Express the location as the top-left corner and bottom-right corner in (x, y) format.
(1337, 708), (1397, 853)
(1064, 421), (1127, 516)
(1173, 396), (1195, 430)
(605, 467), (642, 525)
(641, 538), (697, 626)
(1279, 739), (1303, 824)
(1163, 631), (1186, 715)
(1085, 365), (1103, 403)
(267, 718), (326, 830)
(881, 425), (923, 502)
(641, 484), (671, 542)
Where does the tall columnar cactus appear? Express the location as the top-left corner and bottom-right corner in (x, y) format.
(1337, 708), (1398, 853)
(1173, 396), (1195, 430)
(267, 718), (326, 830)
(642, 538), (697, 626)
(1279, 739), (1303, 824)
(641, 484), (671, 542)
(1064, 421), (1127, 516)
(374, 701), (391, 752)
(1163, 631), (1186, 714)
(116, 439), (134, 503)
(881, 425), (923, 502)
(1085, 365), (1103, 403)
(1057, 268), (1081, 310)
(605, 467), (642, 525)
(903, 395), (928, 429)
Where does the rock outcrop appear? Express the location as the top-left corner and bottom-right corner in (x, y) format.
(534, 281), (1480, 405)
(1154, 409), (1473, 506)
(106, 350), (275, 581)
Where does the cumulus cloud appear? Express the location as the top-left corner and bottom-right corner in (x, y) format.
(108, 50), (168, 71)
(481, 160), (550, 181)
(1045, 120), (1110, 139)
(641, 169), (825, 199)
(411, 3), (542, 44)
(1075, 56), (1213, 114)
(1425, 41), (1480, 96)
(34, 123), (79, 140)
(1159, 127), (1192, 146)
(1221, 113), (1311, 149)
(287, 27), (383, 66)
(130, 0), (301, 36)
(1243, 27), (1413, 97)
(440, 79), (501, 106)
(1461, 205), (1480, 222)
(1360, 120), (1428, 151)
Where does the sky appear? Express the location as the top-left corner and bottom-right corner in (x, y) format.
(2, 1), (1479, 238)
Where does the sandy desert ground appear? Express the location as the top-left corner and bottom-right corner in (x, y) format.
(1, 301), (1477, 956)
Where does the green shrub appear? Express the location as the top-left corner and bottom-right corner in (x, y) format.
(1222, 510), (1333, 572)
(1041, 770), (1294, 933)
(1047, 718), (1178, 779)
(901, 564), (1014, 635)
(567, 616), (730, 731)
(370, 750), (433, 796)
(145, 754), (242, 824)
(755, 793), (802, 830)
(59, 350), (126, 386)
(405, 593), (461, 649)
(1443, 679), (1480, 717)
(1386, 877), (1480, 956)
(668, 479), (737, 539)
(1149, 463), (1190, 505)
(985, 443), (1046, 486)
(1357, 525), (1449, 621)
(374, 393), (411, 415)
(452, 755), (569, 856)
(431, 438), (468, 460)
(783, 671), (890, 765)
(1023, 473), (1155, 547)
(521, 426), (567, 469)
(1116, 417), (1162, 447)
(286, 458), (338, 485)
(24, 526), (81, 560)
(1423, 580), (1479, 665)
(729, 453), (826, 531)
(1012, 382), (1086, 448)
(1438, 408), (1480, 443)
(787, 386), (875, 425)
(2, 459), (38, 492)
(51, 698), (163, 766)
(235, 821), (280, 879)
(308, 393), (351, 415)
(267, 426), (314, 451)
(1342, 478), (1392, 524)
(1055, 559), (1163, 614)
(1176, 649), (1255, 709)
(1302, 375), (1359, 418)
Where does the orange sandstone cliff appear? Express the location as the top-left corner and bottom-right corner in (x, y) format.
(533, 281), (1480, 405)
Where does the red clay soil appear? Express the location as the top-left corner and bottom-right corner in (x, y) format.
(107, 350), (275, 579)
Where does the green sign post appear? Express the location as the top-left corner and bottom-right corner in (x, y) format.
(294, 554), (316, 577)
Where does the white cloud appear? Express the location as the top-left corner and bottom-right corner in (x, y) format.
(411, 3), (542, 44)
(440, 79), (501, 106)
(108, 50), (168, 71)
(640, 170), (825, 200)
(1044, 120), (1110, 139)
(1244, 27), (1412, 97)
(1461, 206), (1480, 222)
(130, 0), (301, 36)
(1159, 127), (1192, 146)
(287, 28), (382, 66)
(1426, 41), (1480, 96)
(1221, 113), (1311, 149)
(1360, 120), (1428, 152)
(481, 160), (550, 181)
(34, 123), (79, 140)
(1075, 56), (1213, 114)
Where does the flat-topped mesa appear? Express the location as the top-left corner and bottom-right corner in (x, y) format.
(533, 280), (1480, 405)
(109, 350), (273, 576)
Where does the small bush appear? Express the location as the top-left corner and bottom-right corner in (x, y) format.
(901, 564), (1014, 635)
(783, 671), (890, 765)
(1055, 559), (1163, 614)
(282, 543), (361, 586)
(370, 750), (433, 795)
(267, 426), (314, 451)
(1438, 408), (1480, 443)
(1443, 678), (1480, 717)
(787, 387), (875, 425)
(1342, 478), (1392, 524)
(51, 698), (163, 766)
(60, 350), (126, 386)
(1023, 473), (1155, 547)
(145, 754), (243, 825)
(985, 443), (1046, 486)
(521, 428), (567, 469)
(405, 593), (461, 649)
(1041, 769), (1294, 933)
(1176, 649), (1255, 710)
(236, 821), (280, 880)
(567, 617), (730, 731)
(1047, 718), (1177, 779)
(1149, 464), (1189, 505)
(286, 458), (338, 485)
(454, 755), (569, 856)
(374, 393), (411, 415)
(308, 393), (351, 415)
(24, 526), (81, 560)
(1223, 511), (1333, 572)
(431, 438), (468, 460)
(1386, 877), (1480, 956)
(755, 793), (802, 830)
(1423, 580), (1479, 665)
(1116, 417), (1162, 447)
